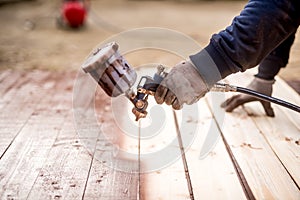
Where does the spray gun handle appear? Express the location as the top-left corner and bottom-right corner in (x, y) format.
(138, 65), (168, 93)
(130, 65), (168, 121)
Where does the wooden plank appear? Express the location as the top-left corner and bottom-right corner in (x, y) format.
(141, 160), (190, 200)
(139, 99), (190, 200)
(0, 70), (52, 114)
(0, 69), (297, 199)
(206, 89), (300, 199)
(81, 111), (139, 199)
(128, 70), (245, 199)
(0, 69), (12, 83)
(0, 71), (69, 199)
(272, 78), (300, 129)
(0, 71), (52, 157)
(100, 67), (190, 199)
(0, 108), (66, 200)
(245, 102), (300, 187)
(184, 99), (247, 199)
(224, 70), (300, 188)
(26, 111), (96, 200)
(0, 70), (26, 107)
(75, 72), (139, 200)
(139, 98), (246, 199)
(26, 71), (96, 199)
(83, 153), (139, 200)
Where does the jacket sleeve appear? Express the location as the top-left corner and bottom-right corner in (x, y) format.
(190, 0), (300, 81)
(256, 32), (296, 80)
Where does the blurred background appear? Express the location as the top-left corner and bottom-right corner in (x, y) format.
(0, 0), (299, 91)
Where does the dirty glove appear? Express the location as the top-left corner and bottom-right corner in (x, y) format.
(154, 60), (209, 110)
(221, 77), (275, 117)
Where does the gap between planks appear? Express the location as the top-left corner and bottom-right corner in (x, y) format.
(0, 71), (70, 199)
(226, 69), (300, 188)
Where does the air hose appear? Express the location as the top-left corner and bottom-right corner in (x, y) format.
(211, 83), (300, 113)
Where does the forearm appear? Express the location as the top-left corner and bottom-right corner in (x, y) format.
(256, 32), (296, 80)
(191, 0), (300, 79)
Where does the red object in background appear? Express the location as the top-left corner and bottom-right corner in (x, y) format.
(62, 1), (86, 28)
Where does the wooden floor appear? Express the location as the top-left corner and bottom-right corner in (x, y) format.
(0, 69), (299, 199)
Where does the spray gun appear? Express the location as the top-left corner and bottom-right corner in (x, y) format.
(81, 42), (168, 121)
(82, 42), (300, 120)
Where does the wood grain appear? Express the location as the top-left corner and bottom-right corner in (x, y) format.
(0, 69), (299, 199)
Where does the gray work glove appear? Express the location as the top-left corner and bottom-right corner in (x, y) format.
(154, 60), (209, 110)
(221, 77), (275, 117)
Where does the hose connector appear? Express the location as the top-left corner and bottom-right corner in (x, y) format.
(211, 83), (237, 92)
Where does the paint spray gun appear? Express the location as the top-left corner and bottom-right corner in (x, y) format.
(82, 42), (168, 121)
(82, 42), (300, 121)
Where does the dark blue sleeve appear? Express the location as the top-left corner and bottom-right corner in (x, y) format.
(256, 32), (296, 80)
(190, 0), (300, 80)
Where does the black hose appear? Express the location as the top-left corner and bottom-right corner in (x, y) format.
(142, 81), (300, 113)
(236, 86), (300, 113)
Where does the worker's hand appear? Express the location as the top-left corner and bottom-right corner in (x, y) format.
(221, 77), (275, 117)
(154, 60), (209, 110)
